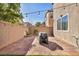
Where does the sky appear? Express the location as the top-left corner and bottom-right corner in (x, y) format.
(20, 3), (53, 25)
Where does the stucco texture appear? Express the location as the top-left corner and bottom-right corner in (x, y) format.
(53, 3), (79, 47)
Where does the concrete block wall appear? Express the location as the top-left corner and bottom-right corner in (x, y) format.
(0, 21), (25, 49)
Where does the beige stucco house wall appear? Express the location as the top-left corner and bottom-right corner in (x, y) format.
(23, 22), (35, 36)
(53, 3), (79, 47)
(45, 10), (54, 36)
(45, 10), (53, 27)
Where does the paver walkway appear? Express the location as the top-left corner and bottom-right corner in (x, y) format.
(0, 36), (35, 56)
(26, 37), (79, 56)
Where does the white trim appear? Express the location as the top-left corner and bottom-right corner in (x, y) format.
(56, 13), (69, 32)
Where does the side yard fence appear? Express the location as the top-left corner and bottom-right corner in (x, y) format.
(0, 21), (25, 49)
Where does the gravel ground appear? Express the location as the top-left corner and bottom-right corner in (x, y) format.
(0, 36), (35, 56)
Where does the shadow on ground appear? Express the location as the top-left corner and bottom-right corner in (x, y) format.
(40, 41), (64, 51)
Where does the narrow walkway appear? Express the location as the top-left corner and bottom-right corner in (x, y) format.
(0, 36), (35, 56)
(26, 37), (79, 56)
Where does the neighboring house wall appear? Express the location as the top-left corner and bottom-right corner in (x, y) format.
(24, 22), (35, 35)
(0, 21), (25, 49)
(46, 11), (53, 27)
(38, 24), (47, 32)
(53, 3), (79, 47)
(45, 11), (54, 36)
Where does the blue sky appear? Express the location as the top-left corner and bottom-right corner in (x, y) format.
(20, 3), (53, 25)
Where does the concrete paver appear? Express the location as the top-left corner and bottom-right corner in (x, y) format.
(0, 36), (35, 56)
(26, 37), (79, 56)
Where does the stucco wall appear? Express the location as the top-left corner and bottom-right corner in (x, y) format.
(46, 11), (53, 27)
(45, 11), (54, 36)
(53, 3), (79, 47)
(0, 21), (25, 49)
